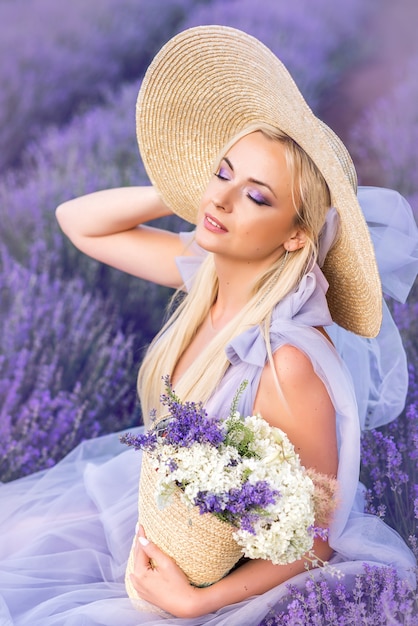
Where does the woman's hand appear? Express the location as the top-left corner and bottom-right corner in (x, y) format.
(130, 526), (205, 618)
(130, 526), (334, 618)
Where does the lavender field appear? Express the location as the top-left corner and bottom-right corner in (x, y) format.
(1, 0), (417, 622)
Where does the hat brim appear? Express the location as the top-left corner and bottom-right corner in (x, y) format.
(136, 25), (382, 338)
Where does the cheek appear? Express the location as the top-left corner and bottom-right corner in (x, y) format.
(239, 225), (282, 258)
(196, 194), (209, 221)
(241, 217), (279, 240)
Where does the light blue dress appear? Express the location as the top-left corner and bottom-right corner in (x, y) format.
(0, 187), (416, 625)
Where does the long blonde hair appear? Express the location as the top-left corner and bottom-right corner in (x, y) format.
(138, 124), (331, 423)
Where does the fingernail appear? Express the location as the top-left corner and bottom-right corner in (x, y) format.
(135, 522), (140, 534)
(138, 536), (149, 546)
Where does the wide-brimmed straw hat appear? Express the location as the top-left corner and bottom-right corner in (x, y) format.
(136, 25), (382, 337)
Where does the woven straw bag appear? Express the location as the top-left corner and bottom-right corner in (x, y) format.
(125, 452), (243, 591)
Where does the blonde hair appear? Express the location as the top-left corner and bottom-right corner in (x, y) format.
(138, 123), (331, 423)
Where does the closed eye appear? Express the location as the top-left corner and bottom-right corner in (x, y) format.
(247, 191), (271, 206)
(215, 158), (272, 206)
(214, 165), (231, 181)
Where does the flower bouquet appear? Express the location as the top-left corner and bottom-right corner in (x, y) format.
(122, 379), (337, 589)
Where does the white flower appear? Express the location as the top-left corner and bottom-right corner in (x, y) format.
(147, 411), (318, 565)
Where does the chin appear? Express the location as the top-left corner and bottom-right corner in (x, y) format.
(194, 226), (214, 251)
(195, 235), (215, 253)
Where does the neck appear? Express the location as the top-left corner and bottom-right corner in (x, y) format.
(211, 255), (259, 330)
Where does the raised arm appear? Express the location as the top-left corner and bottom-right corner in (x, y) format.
(56, 186), (191, 288)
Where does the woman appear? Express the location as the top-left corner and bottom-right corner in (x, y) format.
(1, 25), (416, 625)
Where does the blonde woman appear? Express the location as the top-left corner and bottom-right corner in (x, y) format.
(0, 26), (416, 625)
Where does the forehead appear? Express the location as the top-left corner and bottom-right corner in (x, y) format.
(223, 132), (293, 190)
(225, 132), (288, 165)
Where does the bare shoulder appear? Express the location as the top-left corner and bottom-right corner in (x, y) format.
(273, 343), (316, 382)
(254, 342), (338, 474)
(256, 344), (321, 402)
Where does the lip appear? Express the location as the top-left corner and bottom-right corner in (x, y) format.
(204, 213), (228, 233)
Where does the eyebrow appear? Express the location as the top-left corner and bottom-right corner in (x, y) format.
(222, 157), (277, 198)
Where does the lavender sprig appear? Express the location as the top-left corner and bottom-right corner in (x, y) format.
(195, 480), (280, 534)
(158, 376), (225, 448)
(120, 377), (225, 450)
(119, 430), (158, 452)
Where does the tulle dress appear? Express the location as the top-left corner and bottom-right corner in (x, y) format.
(0, 187), (417, 626)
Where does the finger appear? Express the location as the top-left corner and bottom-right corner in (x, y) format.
(134, 525), (163, 572)
(136, 530), (174, 572)
(136, 534), (164, 563)
(133, 525), (153, 569)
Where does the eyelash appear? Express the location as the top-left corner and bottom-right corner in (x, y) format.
(214, 170), (229, 181)
(214, 170), (270, 207)
(247, 193), (270, 207)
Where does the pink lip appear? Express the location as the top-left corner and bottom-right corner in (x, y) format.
(204, 213), (228, 233)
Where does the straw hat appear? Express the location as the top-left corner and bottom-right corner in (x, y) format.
(136, 25), (382, 337)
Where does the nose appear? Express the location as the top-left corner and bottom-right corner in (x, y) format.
(212, 185), (233, 213)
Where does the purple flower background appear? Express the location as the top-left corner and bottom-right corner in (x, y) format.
(1, 0), (417, 621)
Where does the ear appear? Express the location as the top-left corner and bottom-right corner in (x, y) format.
(284, 228), (307, 252)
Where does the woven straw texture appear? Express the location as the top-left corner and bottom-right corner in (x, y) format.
(125, 453), (243, 589)
(136, 25), (382, 338)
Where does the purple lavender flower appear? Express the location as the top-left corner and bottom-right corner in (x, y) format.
(166, 458), (178, 473)
(119, 430), (158, 452)
(195, 480), (280, 533)
(258, 563), (418, 625)
(121, 378), (225, 452)
(0, 245), (138, 481)
(158, 378), (225, 448)
(0, 0), (196, 170)
(360, 367), (417, 542)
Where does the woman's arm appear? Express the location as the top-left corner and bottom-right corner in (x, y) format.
(56, 186), (191, 287)
(133, 531), (332, 618)
(131, 342), (338, 617)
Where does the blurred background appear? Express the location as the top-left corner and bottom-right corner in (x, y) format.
(0, 1), (417, 554)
